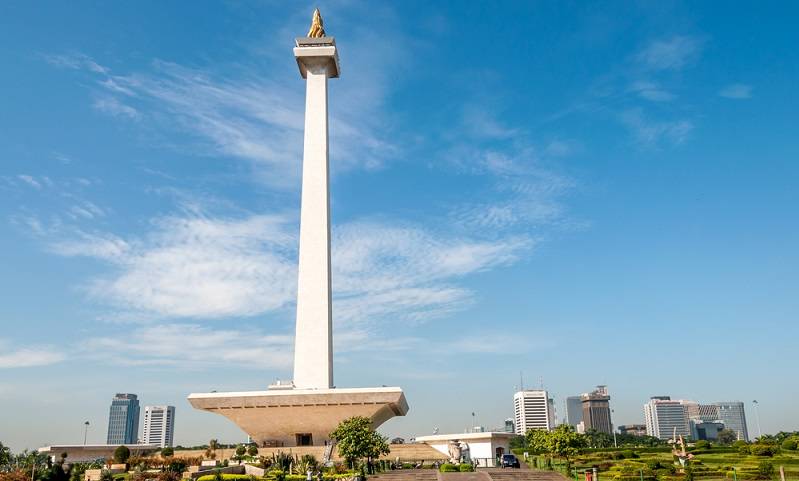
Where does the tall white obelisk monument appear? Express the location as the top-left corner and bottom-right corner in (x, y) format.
(292, 9), (340, 390)
(187, 11), (407, 447)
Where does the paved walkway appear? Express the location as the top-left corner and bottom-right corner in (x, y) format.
(369, 468), (568, 481)
(482, 468), (569, 481)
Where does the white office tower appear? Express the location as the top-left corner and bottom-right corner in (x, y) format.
(643, 397), (689, 439)
(142, 405), (175, 448)
(514, 390), (556, 435)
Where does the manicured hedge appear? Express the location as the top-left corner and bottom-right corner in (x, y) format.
(197, 475), (252, 481)
(197, 475), (354, 481)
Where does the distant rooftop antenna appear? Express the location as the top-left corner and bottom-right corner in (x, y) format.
(520, 371), (524, 391)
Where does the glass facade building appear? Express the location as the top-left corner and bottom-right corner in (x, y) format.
(714, 401), (749, 442)
(107, 393), (140, 444)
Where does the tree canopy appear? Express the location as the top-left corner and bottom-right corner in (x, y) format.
(330, 416), (390, 466)
(113, 445), (131, 464)
(526, 425), (587, 460)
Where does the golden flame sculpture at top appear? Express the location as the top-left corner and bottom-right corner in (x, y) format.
(307, 8), (326, 38)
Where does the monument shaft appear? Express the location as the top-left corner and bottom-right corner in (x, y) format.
(292, 43), (338, 390)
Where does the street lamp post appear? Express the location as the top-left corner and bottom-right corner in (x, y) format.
(84, 421), (90, 445)
(752, 401), (762, 439)
(611, 409), (617, 448)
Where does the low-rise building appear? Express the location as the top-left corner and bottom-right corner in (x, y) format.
(415, 432), (514, 467)
(618, 424), (647, 437)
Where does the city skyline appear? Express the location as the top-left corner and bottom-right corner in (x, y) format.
(2, 1), (798, 450)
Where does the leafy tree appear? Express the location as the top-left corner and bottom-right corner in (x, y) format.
(509, 435), (526, 449)
(781, 438), (798, 451)
(207, 440), (219, 460)
(113, 446), (131, 464)
(757, 435), (778, 445)
(161, 447), (174, 458)
(584, 429), (613, 448)
(330, 416), (390, 468)
(246, 445), (258, 456)
(526, 425), (587, 462)
(0, 442), (12, 469)
(717, 430), (738, 446)
(774, 431), (799, 443)
(234, 445), (246, 460)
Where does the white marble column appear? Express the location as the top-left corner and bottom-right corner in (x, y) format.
(292, 39), (340, 390)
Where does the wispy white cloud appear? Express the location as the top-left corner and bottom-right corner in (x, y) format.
(0, 341), (66, 368)
(46, 45), (396, 188)
(630, 80), (675, 102)
(333, 221), (530, 325)
(40, 206), (530, 327)
(68, 201), (106, 220)
(42, 52), (108, 74)
(620, 108), (693, 146)
(83, 323), (293, 369)
(92, 96), (140, 120)
(51, 212), (297, 320)
(719, 83), (752, 99)
(17, 175), (42, 189)
(637, 35), (703, 71)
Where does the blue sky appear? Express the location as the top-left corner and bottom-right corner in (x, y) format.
(1, 1), (798, 451)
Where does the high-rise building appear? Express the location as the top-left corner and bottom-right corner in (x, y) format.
(142, 405), (176, 448)
(565, 396), (583, 427)
(513, 390), (555, 435)
(714, 402), (749, 442)
(504, 418), (515, 433)
(643, 396), (689, 440)
(582, 386), (613, 434)
(107, 393), (140, 444)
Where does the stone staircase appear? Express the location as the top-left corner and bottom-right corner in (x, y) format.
(370, 469), (439, 481)
(483, 469), (568, 481)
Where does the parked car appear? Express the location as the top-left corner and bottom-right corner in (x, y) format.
(501, 454), (521, 468)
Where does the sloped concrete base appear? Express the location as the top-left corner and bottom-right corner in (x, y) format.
(188, 387), (408, 447)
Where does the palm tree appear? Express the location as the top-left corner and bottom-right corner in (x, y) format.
(209, 439), (219, 460)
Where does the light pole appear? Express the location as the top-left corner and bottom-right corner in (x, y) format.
(611, 409), (617, 448)
(84, 421), (90, 445)
(752, 400), (762, 439)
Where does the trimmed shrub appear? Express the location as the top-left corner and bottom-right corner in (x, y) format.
(756, 461), (774, 479)
(693, 441), (711, 450)
(459, 464), (474, 472)
(750, 444), (778, 457)
(439, 464), (459, 473)
(197, 475), (252, 481)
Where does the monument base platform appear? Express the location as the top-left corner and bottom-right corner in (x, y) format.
(188, 387), (408, 447)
